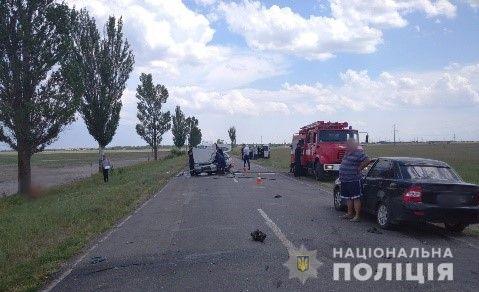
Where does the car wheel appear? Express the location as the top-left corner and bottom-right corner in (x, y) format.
(444, 222), (467, 234)
(315, 163), (326, 181)
(333, 188), (345, 211)
(377, 202), (393, 229)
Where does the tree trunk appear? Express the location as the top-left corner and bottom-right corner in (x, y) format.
(17, 147), (32, 195)
(98, 144), (104, 172)
(154, 146), (158, 161)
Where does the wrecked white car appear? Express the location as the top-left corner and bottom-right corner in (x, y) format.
(191, 144), (233, 175)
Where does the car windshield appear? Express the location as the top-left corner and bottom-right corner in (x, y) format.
(402, 165), (460, 181)
(318, 130), (358, 142)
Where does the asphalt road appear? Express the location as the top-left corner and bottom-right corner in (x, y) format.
(46, 158), (479, 291)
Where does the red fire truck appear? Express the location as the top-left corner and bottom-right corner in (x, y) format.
(290, 121), (360, 180)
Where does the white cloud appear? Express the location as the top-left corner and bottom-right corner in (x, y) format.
(140, 49), (286, 89)
(194, 0), (217, 6)
(68, 0), (217, 63)
(170, 63), (479, 116)
(465, 0), (479, 9)
(67, 0), (286, 89)
(219, 0), (456, 60)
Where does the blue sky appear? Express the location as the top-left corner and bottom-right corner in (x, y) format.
(3, 0), (479, 150)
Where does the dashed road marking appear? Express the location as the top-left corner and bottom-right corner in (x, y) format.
(257, 208), (295, 252)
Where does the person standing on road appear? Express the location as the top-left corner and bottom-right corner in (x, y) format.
(294, 139), (304, 177)
(215, 144), (226, 174)
(242, 144), (250, 171)
(339, 137), (370, 222)
(188, 147), (196, 176)
(101, 154), (112, 183)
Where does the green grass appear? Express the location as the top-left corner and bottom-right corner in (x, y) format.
(249, 143), (479, 185)
(0, 150), (155, 168)
(363, 143), (479, 185)
(0, 154), (186, 292)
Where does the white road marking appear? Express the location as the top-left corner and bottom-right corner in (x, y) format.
(257, 208), (295, 252)
(233, 178), (238, 183)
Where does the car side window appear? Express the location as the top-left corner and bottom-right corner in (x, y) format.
(361, 159), (377, 177)
(368, 160), (394, 179)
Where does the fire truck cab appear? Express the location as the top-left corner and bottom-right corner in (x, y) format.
(290, 121), (359, 180)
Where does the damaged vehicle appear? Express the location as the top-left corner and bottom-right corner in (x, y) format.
(191, 144), (233, 175)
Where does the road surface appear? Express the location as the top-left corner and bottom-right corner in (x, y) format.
(46, 158), (479, 291)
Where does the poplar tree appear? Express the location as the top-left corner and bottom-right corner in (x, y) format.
(73, 11), (134, 161)
(135, 73), (171, 160)
(171, 106), (188, 149)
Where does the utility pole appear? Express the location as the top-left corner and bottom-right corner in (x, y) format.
(393, 124), (398, 146)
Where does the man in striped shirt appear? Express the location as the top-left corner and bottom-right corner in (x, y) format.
(339, 138), (370, 222)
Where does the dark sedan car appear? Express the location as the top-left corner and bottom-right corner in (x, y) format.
(333, 157), (479, 233)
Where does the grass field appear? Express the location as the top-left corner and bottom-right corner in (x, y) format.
(0, 149), (156, 168)
(0, 154), (186, 291)
(249, 143), (479, 185)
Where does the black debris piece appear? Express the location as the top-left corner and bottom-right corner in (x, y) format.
(251, 229), (267, 243)
(367, 227), (383, 234)
(274, 194), (282, 198)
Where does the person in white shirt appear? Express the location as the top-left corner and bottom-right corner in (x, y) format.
(242, 144), (250, 170)
(101, 154), (112, 182)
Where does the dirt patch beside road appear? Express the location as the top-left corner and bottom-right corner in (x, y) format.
(0, 150), (167, 196)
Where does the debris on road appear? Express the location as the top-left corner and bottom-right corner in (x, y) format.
(250, 229), (267, 243)
(90, 256), (106, 264)
(274, 194), (282, 198)
(367, 227), (383, 234)
(256, 175), (263, 185)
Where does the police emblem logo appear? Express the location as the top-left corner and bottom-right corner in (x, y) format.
(297, 256), (309, 272)
(284, 245), (323, 284)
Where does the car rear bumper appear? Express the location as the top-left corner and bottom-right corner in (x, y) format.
(400, 203), (479, 224)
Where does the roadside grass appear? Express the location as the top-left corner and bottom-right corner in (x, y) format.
(251, 143), (479, 185)
(0, 154), (186, 291)
(0, 150), (157, 168)
(251, 144), (479, 234)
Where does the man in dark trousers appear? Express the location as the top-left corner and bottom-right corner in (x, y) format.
(294, 139), (304, 177)
(188, 147), (196, 175)
(214, 144), (226, 174)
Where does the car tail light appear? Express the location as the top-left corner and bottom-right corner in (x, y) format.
(403, 185), (422, 203)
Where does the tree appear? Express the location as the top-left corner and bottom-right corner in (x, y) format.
(171, 106), (188, 148)
(72, 11), (134, 161)
(186, 116), (198, 135)
(135, 73), (171, 161)
(189, 126), (202, 147)
(0, 1), (80, 194)
(228, 126), (236, 147)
